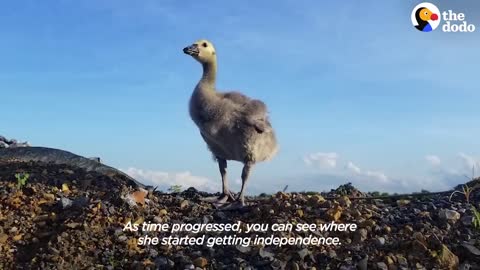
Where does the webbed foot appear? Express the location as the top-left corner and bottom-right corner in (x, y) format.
(211, 191), (236, 208)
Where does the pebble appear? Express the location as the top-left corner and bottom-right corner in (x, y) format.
(72, 197), (89, 208)
(193, 257), (208, 268)
(297, 248), (310, 260)
(439, 209), (461, 222)
(235, 245), (251, 254)
(328, 249), (337, 258)
(376, 262), (388, 270)
(396, 199), (410, 207)
(404, 225), (414, 233)
(118, 235), (127, 242)
(259, 247), (275, 260)
(180, 200), (190, 209)
(155, 256), (174, 269)
(356, 254), (368, 270)
(149, 248), (159, 258)
(396, 255), (408, 266)
(290, 262), (300, 270)
(338, 196), (352, 207)
(60, 197), (73, 209)
(376, 237), (386, 246)
(355, 228), (368, 242)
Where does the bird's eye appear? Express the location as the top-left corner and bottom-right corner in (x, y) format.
(202, 42), (208, 48)
(425, 12), (428, 15)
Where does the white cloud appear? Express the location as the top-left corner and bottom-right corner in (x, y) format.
(345, 161), (389, 183)
(304, 152), (338, 169)
(346, 161), (361, 174)
(364, 170), (388, 182)
(301, 151), (480, 194)
(458, 153), (479, 171)
(418, 152), (480, 192)
(425, 155), (441, 166)
(303, 152), (391, 189)
(122, 167), (219, 193)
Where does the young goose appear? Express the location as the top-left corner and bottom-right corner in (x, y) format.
(183, 39), (278, 207)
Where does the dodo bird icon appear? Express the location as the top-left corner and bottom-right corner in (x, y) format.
(414, 6), (439, 32)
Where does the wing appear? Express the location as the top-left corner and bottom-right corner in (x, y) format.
(222, 91), (251, 105)
(222, 91), (267, 115)
(245, 117), (271, 133)
(222, 91), (270, 133)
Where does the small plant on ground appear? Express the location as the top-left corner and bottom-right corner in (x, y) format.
(15, 172), (30, 189)
(168, 185), (182, 193)
(450, 165), (478, 204)
(449, 184), (477, 204)
(108, 256), (118, 268)
(472, 206), (480, 230)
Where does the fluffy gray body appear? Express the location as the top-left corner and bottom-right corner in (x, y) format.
(189, 88), (278, 163)
(183, 39), (278, 206)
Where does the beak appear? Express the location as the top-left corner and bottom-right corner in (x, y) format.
(183, 44), (199, 56)
(430, 13), (438, 21)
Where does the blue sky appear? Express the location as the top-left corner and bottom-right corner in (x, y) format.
(1, 0), (479, 194)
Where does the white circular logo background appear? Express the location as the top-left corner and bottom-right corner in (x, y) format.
(411, 2), (441, 30)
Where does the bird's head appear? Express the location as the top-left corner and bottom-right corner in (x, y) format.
(416, 7), (439, 22)
(183, 39), (216, 64)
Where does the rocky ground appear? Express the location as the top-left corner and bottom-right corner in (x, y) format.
(0, 161), (479, 270)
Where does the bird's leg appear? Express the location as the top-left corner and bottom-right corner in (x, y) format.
(237, 163), (253, 206)
(216, 158), (235, 203)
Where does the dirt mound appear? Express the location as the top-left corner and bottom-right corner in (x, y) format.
(0, 162), (479, 269)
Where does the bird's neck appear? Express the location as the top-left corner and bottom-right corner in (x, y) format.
(198, 61), (217, 90)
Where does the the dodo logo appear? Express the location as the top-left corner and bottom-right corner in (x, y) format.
(411, 2), (440, 32)
(411, 2), (476, 33)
